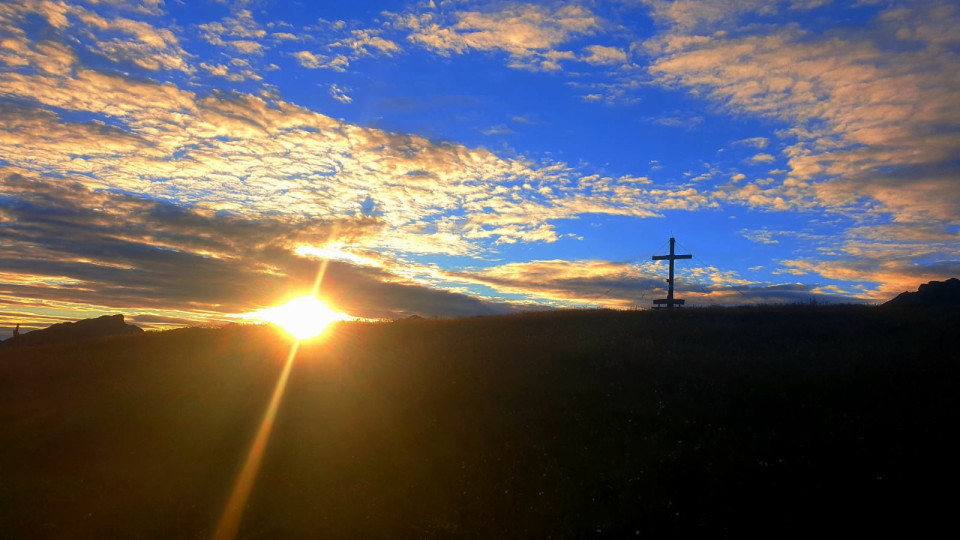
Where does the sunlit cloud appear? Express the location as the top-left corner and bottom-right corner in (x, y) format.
(333, 29), (402, 57)
(645, 0), (960, 223)
(0, 0), (191, 72)
(391, 2), (600, 71)
(0, 172), (524, 327)
(199, 8), (266, 54)
(582, 44), (628, 65)
(294, 245), (383, 269)
(749, 153), (776, 164)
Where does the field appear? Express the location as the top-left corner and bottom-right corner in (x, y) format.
(1, 305), (958, 538)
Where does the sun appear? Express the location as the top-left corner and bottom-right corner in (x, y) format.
(248, 296), (349, 339)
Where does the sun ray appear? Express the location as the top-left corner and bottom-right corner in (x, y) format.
(214, 255), (340, 539)
(213, 341), (299, 540)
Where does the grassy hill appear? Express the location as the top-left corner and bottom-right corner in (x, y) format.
(1, 305), (958, 538)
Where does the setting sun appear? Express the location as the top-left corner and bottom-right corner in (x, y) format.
(246, 296), (350, 340)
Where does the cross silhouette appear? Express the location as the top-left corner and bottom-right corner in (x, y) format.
(652, 237), (692, 308)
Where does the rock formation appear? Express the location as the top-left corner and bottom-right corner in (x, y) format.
(884, 278), (960, 307)
(3, 314), (143, 347)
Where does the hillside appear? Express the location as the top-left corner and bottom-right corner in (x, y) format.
(1, 306), (958, 538)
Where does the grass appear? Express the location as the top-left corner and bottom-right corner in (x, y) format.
(1, 305), (958, 538)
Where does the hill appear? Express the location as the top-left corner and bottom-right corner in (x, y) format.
(1, 305), (958, 538)
(2, 314), (142, 348)
(884, 277), (960, 306)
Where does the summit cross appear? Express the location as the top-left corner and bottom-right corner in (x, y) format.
(651, 237), (692, 309)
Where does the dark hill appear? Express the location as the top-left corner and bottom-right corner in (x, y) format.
(3, 314), (142, 348)
(884, 277), (960, 306)
(0, 306), (958, 538)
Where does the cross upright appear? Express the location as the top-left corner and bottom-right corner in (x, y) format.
(651, 237), (692, 309)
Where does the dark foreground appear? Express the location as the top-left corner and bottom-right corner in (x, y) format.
(1, 306), (958, 538)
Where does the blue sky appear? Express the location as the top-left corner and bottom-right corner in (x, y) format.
(1, 0), (958, 335)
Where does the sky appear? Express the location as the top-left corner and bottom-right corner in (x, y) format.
(1, 0), (958, 336)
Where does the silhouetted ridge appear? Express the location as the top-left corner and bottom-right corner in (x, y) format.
(884, 278), (960, 307)
(3, 314), (142, 347)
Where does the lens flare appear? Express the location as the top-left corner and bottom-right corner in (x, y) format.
(213, 341), (298, 540)
(247, 296), (350, 339)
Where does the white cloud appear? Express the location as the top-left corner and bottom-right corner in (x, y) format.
(329, 83), (352, 104)
(733, 137), (769, 149)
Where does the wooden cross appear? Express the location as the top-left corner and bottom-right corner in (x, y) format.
(651, 237), (692, 309)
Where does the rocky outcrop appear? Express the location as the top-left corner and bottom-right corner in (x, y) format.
(884, 278), (960, 307)
(3, 314), (143, 347)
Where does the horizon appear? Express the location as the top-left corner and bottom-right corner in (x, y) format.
(2, 290), (947, 341)
(2, 0), (958, 336)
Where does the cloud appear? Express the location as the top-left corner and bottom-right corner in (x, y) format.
(582, 44), (627, 65)
(0, 172), (525, 330)
(633, 0), (960, 300)
(481, 124), (515, 135)
(447, 259), (667, 309)
(199, 60), (262, 82)
(429, 257), (858, 309)
(198, 9), (266, 54)
(646, 1), (960, 222)
(645, 111), (705, 128)
(733, 137), (769, 149)
(333, 29), (402, 57)
(780, 256), (960, 301)
(691, 282), (865, 305)
(267, 17), (406, 76)
(224, 40), (263, 54)
(393, 2), (599, 71)
(0, 0), (191, 72)
(293, 50), (349, 71)
(749, 153), (776, 164)
(292, 50), (324, 68)
(741, 229), (780, 245)
(714, 177), (814, 211)
(329, 83), (353, 104)
(0, 102), (146, 158)
(743, 220), (960, 301)
(815, 163), (960, 223)
(641, 0), (818, 32)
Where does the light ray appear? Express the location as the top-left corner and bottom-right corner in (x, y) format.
(212, 340), (299, 540)
(213, 244), (335, 540)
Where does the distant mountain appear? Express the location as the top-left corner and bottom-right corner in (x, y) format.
(3, 314), (143, 347)
(884, 278), (960, 307)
